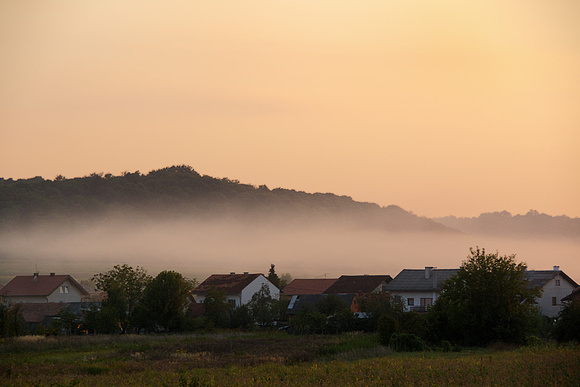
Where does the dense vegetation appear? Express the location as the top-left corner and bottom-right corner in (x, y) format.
(0, 333), (579, 386)
(0, 165), (450, 233)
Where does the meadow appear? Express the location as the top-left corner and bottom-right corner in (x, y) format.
(1, 332), (579, 386)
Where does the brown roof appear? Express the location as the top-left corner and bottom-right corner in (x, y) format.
(15, 303), (67, 323)
(324, 275), (392, 295)
(0, 274), (90, 297)
(283, 279), (338, 295)
(192, 273), (263, 295)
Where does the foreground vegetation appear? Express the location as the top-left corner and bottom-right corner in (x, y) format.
(1, 332), (579, 386)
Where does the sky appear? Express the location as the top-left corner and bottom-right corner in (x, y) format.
(1, 0), (579, 218)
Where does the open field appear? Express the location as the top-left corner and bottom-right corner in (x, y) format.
(1, 332), (579, 386)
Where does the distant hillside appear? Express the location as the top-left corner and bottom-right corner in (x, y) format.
(434, 210), (580, 240)
(0, 165), (452, 233)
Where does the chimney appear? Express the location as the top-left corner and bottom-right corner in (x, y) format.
(425, 267), (433, 279)
(50, 272), (55, 276)
(33, 272), (39, 282)
(230, 272), (236, 275)
(553, 266), (560, 272)
(243, 272), (249, 275)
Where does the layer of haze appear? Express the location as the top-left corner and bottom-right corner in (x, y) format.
(1, 1), (579, 218)
(1, 216), (579, 285)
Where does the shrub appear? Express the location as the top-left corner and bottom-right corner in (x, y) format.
(377, 314), (399, 346)
(389, 333), (427, 352)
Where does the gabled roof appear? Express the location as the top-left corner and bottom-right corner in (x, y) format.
(525, 270), (578, 289)
(323, 275), (392, 295)
(286, 294), (357, 315)
(385, 269), (458, 292)
(283, 279), (338, 295)
(192, 273), (264, 294)
(0, 274), (89, 297)
(562, 287), (580, 302)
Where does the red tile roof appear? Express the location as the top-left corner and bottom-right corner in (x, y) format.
(192, 273), (263, 295)
(16, 303), (67, 323)
(0, 274), (89, 297)
(283, 279), (338, 295)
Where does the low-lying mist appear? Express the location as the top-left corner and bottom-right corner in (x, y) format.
(1, 214), (579, 284)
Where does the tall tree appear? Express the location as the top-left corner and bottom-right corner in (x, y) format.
(428, 247), (541, 346)
(139, 270), (194, 332)
(248, 283), (275, 327)
(203, 286), (231, 329)
(553, 298), (580, 343)
(93, 264), (151, 333)
(267, 264), (280, 289)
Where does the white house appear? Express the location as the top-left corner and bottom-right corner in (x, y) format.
(385, 266), (578, 317)
(192, 272), (279, 308)
(384, 267), (458, 312)
(525, 266), (578, 318)
(0, 273), (89, 304)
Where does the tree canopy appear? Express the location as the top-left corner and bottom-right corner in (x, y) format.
(428, 247), (541, 346)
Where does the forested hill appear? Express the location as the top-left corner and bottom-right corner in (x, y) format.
(0, 165), (452, 233)
(435, 211), (580, 240)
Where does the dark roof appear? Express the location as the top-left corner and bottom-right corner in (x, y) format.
(283, 279), (338, 295)
(286, 294), (357, 315)
(525, 270), (578, 289)
(385, 269), (458, 292)
(0, 274), (90, 297)
(323, 275), (392, 295)
(562, 287), (580, 302)
(192, 273), (264, 295)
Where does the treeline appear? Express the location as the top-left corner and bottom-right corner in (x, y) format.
(0, 165), (449, 233)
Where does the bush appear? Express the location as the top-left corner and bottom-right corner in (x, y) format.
(441, 340), (453, 352)
(389, 333), (427, 352)
(377, 314), (399, 346)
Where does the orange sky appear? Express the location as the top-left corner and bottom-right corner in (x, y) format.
(1, 0), (579, 218)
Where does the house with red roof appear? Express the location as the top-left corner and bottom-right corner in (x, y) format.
(192, 272), (279, 308)
(0, 272), (89, 304)
(283, 278), (338, 296)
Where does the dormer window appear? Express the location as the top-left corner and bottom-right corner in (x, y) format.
(60, 286), (69, 294)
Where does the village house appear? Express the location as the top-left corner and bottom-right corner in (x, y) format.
(0, 273), (91, 331)
(386, 266), (578, 317)
(0, 273), (89, 304)
(191, 272), (279, 308)
(384, 267), (458, 312)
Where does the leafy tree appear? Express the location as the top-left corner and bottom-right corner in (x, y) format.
(428, 247), (541, 346)
(267, 264), (280, 289)
(359, 293), (404, 331)
(203, 286), (231, 329)
(553, 298), (580, 343)
(230, 304), (253, 330)
(248, 283), (276, 327)
(139, 270), (194, 332)
(93, 264), (151, 333)
(0, 302), (26, 337)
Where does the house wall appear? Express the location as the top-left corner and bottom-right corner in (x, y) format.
(390, 291), (439, 312)
(536, 274), (576, 318)
(46, 280), (85, 303)
(240, 275), (280, 306)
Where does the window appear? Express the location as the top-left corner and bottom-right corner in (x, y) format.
(420, 298), (433, 307)
(407, 298), (414, 306)
(555, 280), (560, 286)
(552, 297), (557, 306)
(59, 286), (69, 294)
(64, 286), (69, 294)
(59, 286), (63, 294)
(228, 299), (236, 307)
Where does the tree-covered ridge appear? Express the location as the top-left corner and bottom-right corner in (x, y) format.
(0, 165), (450, 233)
(435, 210), (580, 239)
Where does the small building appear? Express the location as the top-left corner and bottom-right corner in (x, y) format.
(323, 275), (392, 295)
(192, 272), (279, 308)
(385, 267), (458, 312)
(0, 273), (89, 304)
(283, 278), (338, 296)
(525, 266), (578, 317)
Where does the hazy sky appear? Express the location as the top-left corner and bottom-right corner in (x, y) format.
(1, 0), (579, 218)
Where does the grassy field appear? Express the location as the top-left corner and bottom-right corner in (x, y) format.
(1, 332), (579, 386)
